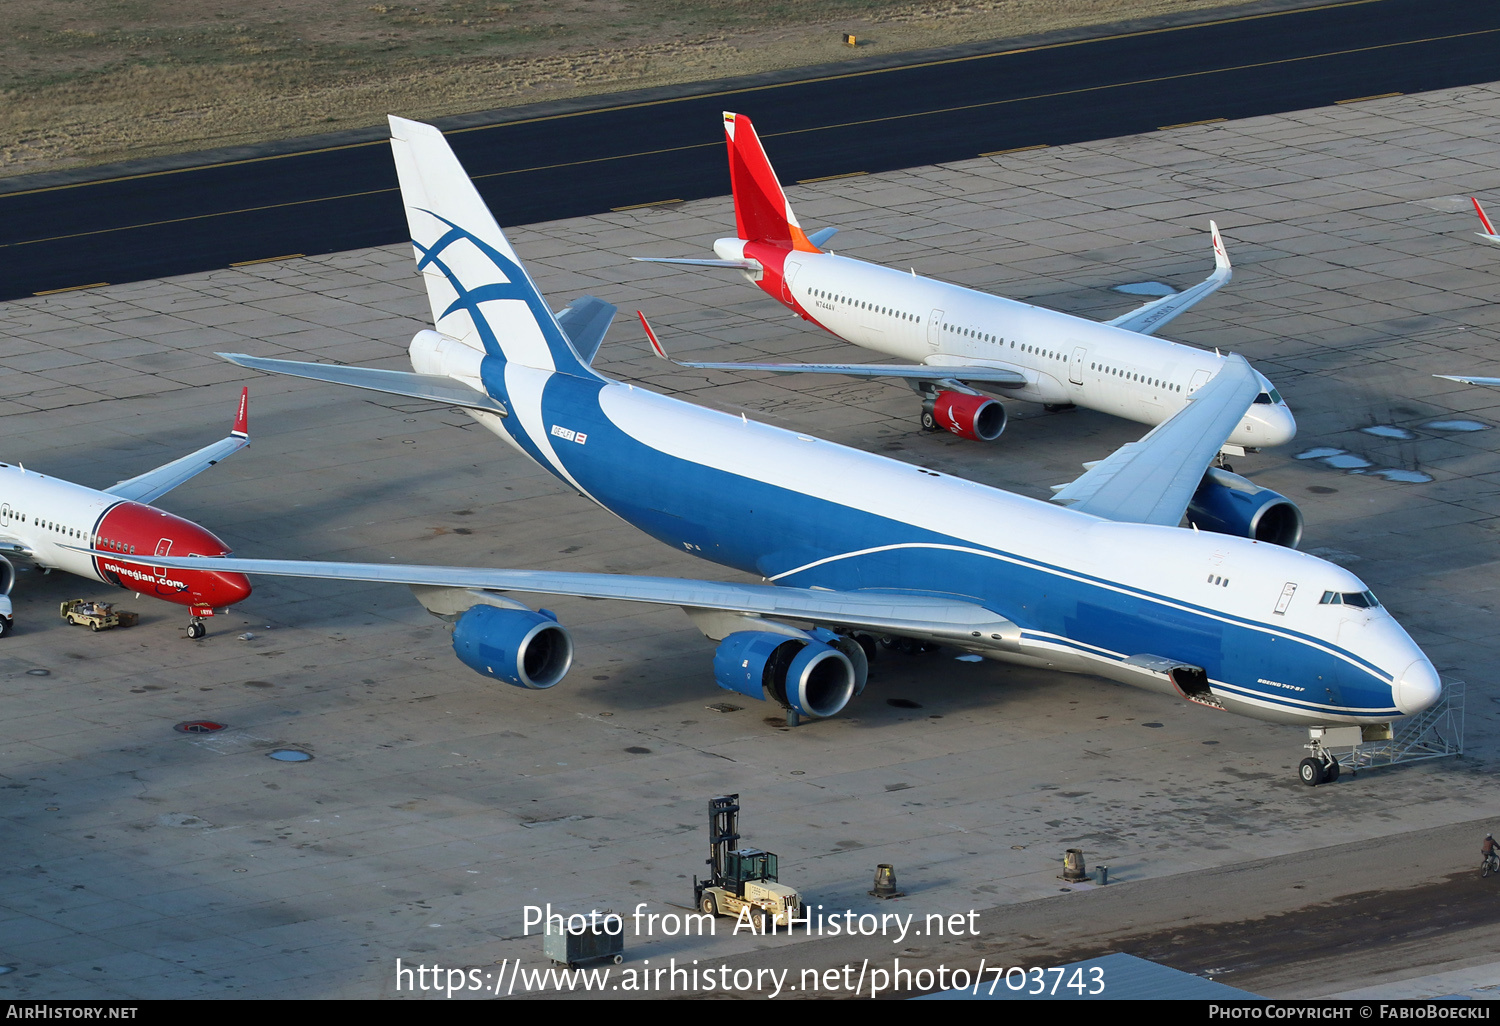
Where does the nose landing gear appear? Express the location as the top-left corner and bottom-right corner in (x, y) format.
(186, 604), (214, 640)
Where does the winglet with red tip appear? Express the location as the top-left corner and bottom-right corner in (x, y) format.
(1474, 197), (1499, 240)
(232, 387), (249, 439)
(637, 310), (670, 361)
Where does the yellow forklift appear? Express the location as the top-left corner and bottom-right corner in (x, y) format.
(694, 794), (801, 927)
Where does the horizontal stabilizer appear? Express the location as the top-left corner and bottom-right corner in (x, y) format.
(554, 296), (617, 366)
(632, 256), (762, 271)
(806, 227), (838, 248)
(105, 387), (251, 504)
(1106, 221), (1232, 336)
(219, 353), (507, 415)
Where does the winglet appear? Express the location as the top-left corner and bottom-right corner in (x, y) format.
(1474, 197), (1498, 238)
(1210, 220), (1230, 271)
(1102, 220), (1233, 336)
(232, 387), (249, 439)
(637, 310), (670, 361)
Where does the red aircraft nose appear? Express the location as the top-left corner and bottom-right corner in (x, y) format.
(94, 501), (250, 611)
(207, 571), (253, 607)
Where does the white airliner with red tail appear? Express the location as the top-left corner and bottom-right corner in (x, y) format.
(636, 112), (1296, 453)
(0, 389), (253, 638)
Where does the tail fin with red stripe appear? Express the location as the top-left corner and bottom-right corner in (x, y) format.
(723, 112), (822, 253)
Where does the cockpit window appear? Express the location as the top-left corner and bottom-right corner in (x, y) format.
(1253, 389), (1286, 405)
(1320, 590), (1380, 608)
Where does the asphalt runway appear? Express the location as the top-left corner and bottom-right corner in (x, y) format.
(0, 76), (1499, 998)
(4, 0), (1500, 300)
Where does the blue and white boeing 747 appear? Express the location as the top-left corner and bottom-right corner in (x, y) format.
(129, 118), (1438, 786)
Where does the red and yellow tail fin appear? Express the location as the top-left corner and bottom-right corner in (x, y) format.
(723, 112), (821, 253)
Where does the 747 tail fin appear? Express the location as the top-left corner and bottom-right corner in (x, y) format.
(388, 116), (595, 377)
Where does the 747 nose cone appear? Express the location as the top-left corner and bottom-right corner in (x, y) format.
(1395, 658), (1441, 716)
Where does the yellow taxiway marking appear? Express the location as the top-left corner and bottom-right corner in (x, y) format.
(1158, 118), (1228, 130)
(33, 282), (108, 295)
(1336, 91), (1404, 103)
(229, 253), (305, 267)
(797, 171), (868, 184)
(979, 144), (1050, 157)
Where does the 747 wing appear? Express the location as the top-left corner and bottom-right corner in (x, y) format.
(1048, 353), (1303, 546)
(84, 548), (1022, 654)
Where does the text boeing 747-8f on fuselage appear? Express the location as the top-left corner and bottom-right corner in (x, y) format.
(636, 112), (1295, 451)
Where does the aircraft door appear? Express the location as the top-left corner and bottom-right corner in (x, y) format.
(1069, 345), (1087, 386)
(1273, 582), (1297, 616)
(1189, 368), (1212, 394)
(0, 504), (9, 528)
(781, 260), (802, 305)
(154, 538), (171, 577)
(928, 309), (945, 354)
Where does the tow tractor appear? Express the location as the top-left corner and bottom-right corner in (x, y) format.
(694, 794), (801, 927)
(60, 599), (138, 632)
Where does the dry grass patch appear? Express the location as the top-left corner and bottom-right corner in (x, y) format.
(2, 1), (1250, 178)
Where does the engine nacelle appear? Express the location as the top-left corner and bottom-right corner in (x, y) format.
(0, 554), (14, 595)
(928, 391), (1006, 442)
(712, 630), (857, 719)
(451, 604), (574, 689)
(1187, 467), (1303, 549)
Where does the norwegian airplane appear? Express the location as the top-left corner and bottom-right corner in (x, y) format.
(136, 118), (1437, 786)
(635, 112), (1296, 455)
(4, 389), (253, 638)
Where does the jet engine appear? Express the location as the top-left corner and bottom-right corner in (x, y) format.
(924, 391), (1006, 442)
(1187, 467), (1303, 549)
(451, 604), (574, 689)
(0, 554), (14, 596)
(712, 628), (859, 718)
